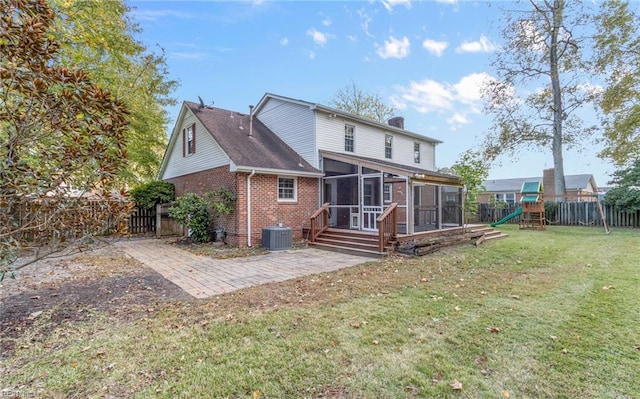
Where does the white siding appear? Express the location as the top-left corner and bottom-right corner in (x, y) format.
(162, 111), (229, 179)
(256, 98), (317, 167)
(315, 114), (436, 170)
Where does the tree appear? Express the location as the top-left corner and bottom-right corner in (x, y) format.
(603, 160), (640, 212)
(592, 0), (640, 167)
(451, 150), (489, 222)
(1, 0), (131, 274)
(330, 81), (396, 123)
(482, 0), (597, 201)
(130, 181), (175, 210)
(50, 0), (178, 185)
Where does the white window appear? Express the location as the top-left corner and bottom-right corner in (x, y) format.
(185, 125), (195, 155)
(385, 134), (393, 159)
(383, 183), (392, 203)
(414, 142), (420, 164)
(345, 125), (354, 152)
(495, 193), (516, 205)
(278, 177), (297, 202)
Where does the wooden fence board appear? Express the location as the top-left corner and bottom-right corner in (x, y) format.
(479, 202), (640, 228)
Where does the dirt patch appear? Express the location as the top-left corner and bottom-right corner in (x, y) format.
(0, 245), (190, 358)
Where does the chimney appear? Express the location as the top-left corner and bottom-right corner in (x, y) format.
(248, 105), (254, 137)
(388, 116), (404, 129)
(543, 168), (555, 198)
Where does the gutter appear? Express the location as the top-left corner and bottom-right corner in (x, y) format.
(247, 169), (256, 247)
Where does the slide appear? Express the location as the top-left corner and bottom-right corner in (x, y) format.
(490, 206), (523, 227)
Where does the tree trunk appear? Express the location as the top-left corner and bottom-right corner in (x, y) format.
(550, 0), (567, 202)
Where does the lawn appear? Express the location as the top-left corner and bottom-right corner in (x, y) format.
(2, 225), (639, 398)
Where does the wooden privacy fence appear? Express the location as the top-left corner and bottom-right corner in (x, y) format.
(479, 202), (640, 228)
(128, 207), (156, 234)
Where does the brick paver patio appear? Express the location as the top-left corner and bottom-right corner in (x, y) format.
(116, 239), (373, 299)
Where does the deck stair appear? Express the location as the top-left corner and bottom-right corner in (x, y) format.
(469, 226), (509, 244)
(309, 228), (393, 258)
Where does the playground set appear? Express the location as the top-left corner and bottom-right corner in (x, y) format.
(490, 181), (545, 230)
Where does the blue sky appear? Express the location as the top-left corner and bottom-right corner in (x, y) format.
(129, 0), (614, 187)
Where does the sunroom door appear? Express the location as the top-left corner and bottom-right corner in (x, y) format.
(362, 175), (382, 231)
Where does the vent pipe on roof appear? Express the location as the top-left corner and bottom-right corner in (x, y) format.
(249, 105), (254, 137)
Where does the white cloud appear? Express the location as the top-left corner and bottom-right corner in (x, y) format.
(391, 73), (493, 127)
(382, 0), (412, 12)
(447, 112), (471, 126)
(391, 79), (454, 113)
(436, 0), (457, 4)
(280, 37), (289, 46)
(307, 28), (329, 46)
(455, 34), (497, 53)
(376, 36), (410, 59)
(453, 72), (491, 106)
(347, 35), (358, 43)
(357, 8), (373, 38)
(306, 50), (316, 60)
(422, 39), (448, 57)
(322, 16), (332, 26)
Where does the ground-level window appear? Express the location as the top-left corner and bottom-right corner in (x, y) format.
(345, 125), (355, 152)
(383, 183), (392, 202)
(414, 142), (420, 164)
(495, 193), (515, 205)
(278, 176), (297, 202)
(385, 134), (393, 159)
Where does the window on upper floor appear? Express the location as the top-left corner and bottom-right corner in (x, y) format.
(495, 193), (516, 205)
(183, 123), (195, 156)
(385, 134), (393, 159)
(414, 142), (420, 164)
(344, 125), (355, 152)
(278, 176), (297, 202)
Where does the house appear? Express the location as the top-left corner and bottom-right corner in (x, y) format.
(158, 93), (463, 248)
(478, 169), (599, 204)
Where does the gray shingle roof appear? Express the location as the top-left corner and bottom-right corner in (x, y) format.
(483, 174), (596, 192)
(185, 101), (321, 175)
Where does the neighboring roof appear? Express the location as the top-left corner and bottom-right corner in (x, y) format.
(321, 151), (463, 186)
(255, 93), (443, 144)
(183, 101), (322, 177)
(483, 174), (596, 192)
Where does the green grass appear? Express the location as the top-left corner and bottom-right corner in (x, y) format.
(4, 225), (640, 398)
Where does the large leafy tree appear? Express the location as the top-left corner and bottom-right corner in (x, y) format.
(331, 81), (396, 123)
(593, 0), (640, 167)
(50, 0), (178, 184)
(482, 0), (597, 201)
(1, 0), (131, 273)
(603, 160), (640, 212)
(451, 150), (489, 222)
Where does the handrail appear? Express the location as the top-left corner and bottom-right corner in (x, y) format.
(376, 202), (398, 252)
(309, 202), (330, 242)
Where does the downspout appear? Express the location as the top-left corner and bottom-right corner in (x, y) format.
(247, 170), (256, 246)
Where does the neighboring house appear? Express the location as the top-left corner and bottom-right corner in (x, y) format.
(158, 93), (463, 247)
(479, 169), (599, 204)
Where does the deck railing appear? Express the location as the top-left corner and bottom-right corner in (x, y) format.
(376, 202), (398, 252)
(309, 202), (330, 242)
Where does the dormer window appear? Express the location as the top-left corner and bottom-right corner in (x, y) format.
(345, 124), (354, 152)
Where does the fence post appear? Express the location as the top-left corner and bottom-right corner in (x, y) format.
(156, 203), (162, 238)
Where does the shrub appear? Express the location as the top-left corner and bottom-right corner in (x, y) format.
(168, 193), (211, 242)
(130, 181), (175, 210)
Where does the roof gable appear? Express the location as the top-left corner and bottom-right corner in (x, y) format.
(184, 101), (320, 175)
(255, 93), (442, 144)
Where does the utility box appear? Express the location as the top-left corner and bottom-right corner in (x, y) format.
(262, 226), (293, 251)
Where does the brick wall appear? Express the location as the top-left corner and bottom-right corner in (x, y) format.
(163, 166), (239, 243)
(236, 173), (319, 247)
(167, 169), (319, 247)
